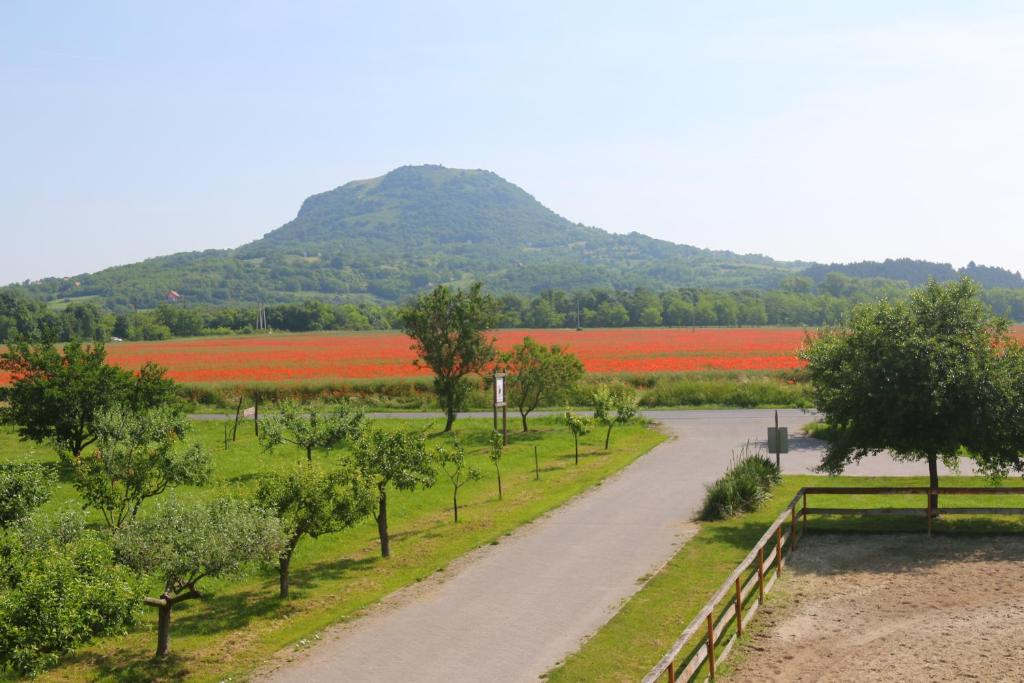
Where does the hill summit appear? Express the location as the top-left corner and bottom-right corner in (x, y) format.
(8, 165), (1023, 308)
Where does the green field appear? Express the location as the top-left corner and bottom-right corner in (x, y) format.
(0, 417), (664, 682)
(547, 475), (1024, 682)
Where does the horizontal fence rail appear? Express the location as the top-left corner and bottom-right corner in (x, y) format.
(643, 486), (1024, 682)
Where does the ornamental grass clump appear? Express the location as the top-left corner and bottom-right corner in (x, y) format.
(700, 445), (781, 521)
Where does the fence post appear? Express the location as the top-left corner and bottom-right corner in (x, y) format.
(706, 612), (716, 679)
(666, 660), (674, 682)
(757, 546), (765, 602)
(926, 490), (933, 536)
(776, 526), (784, 575)
(734, 577), (743, 637)
(802, 490), (808, 536)
(791, 505), (798, 550)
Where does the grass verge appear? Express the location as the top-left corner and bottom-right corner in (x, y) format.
(546, 474), (1024, 682)
(0, 416), (664, 682)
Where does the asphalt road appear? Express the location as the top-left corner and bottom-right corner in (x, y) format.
(258, 409), (966, 683)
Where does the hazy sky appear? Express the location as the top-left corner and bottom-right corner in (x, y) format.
(2, 1), (1023, 285)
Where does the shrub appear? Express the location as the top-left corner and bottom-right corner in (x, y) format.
(0, 510), (141, 676)
(699, 446), (781, 521)
(0, 463), (53, 528)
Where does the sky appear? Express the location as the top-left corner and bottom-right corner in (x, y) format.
(2, 1), (1023, 284)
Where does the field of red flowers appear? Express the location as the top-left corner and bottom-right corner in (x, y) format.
(0, 328), (809, 385)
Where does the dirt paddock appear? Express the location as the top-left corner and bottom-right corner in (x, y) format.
(725, 533), (1024, 682)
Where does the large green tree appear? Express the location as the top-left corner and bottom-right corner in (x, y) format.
(0, 340), (176, 458)
(801, 278), (1024, 508)
(257, 463), (374, 597)
(401, 283), (499, 431)
(502, 337), (585, 431)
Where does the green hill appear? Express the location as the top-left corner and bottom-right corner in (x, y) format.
(7, 165), (1022, 310)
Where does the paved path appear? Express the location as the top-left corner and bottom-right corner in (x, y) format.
(260, 409), (967, 683)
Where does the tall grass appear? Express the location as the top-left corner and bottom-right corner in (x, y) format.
(177, 371), (811, 411)
(700, 444), (782, 520)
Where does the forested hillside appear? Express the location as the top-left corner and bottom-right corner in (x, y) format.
(4, 165), (1021, 335)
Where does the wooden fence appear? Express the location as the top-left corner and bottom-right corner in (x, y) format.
(642, 486), (1024, 682)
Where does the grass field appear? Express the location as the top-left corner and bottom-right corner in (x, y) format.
(0, 416), (664, 682)
(547, 475), (1024, 682)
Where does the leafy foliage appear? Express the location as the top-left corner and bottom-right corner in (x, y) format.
(257, 462), (374, 597)
(0, 509), (140, 676)
(352, 428), (436, 557)
(116, 497), (286, 656)
(801, 278), (1024, 496)
(68, 406), (211, 528)
(592, 383), (640, 450)
(700, 447), (781, 521)
(0, 463), (53, 528)
(402, 283), (500, 431)
(502, 337), (585, 431)
(258, 399), (364, 461)
(488, 430), (504, 500)
(564, 409), (592, 464)
(0, 340), (176, 457)
(434, 440), (481, 523)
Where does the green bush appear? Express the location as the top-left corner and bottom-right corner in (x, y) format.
(0, 463), (53, 528)
(699, 447), (781, 521)
(0, 510), (141, 676)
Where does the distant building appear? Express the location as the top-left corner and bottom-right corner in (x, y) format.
(166, 290), (183, 303)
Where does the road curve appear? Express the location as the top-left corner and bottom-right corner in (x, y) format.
(257, 409), (963, 683)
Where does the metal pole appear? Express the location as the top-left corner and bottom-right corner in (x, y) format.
(775, 410), (780, 469)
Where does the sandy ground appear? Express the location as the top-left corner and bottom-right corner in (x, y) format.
(726, 534), (1024, 682)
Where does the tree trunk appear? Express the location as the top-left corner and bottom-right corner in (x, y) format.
(928, 453), (940, 513)
(574, 435), (579, 464)
(521, 411), (528, 432)
(306, 445), (313, 462)
(377, 492), (390, 558)
(496, 466), (502, 500)
(453, 491), (459, 523)
(604, 424), (613, 450)
(156, 604), (171, 657)
(279, 553), (292, 598)
(444, 409), (456, 432)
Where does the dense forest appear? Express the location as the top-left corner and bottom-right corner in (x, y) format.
(4, 274), (1024, 344)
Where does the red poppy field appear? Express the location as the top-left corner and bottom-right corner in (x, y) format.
(0, 327), (809, 385)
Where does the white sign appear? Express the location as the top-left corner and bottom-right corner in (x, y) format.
(494, 375), (505, 407)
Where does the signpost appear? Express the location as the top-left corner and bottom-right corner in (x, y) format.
(767, 409), (789, 468)
(493, 372), (508, 445)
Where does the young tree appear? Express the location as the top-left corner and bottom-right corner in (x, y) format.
(503, 337), (585, 431)
(68, 406), (211, 528)
(116, 497), (285, 657)
(258, 399), (364, 461)
(435, 441), (480, 523)
(592, 383), (639, 450)
(0, 508), (141, 677)
(0, 463), (53, 528)
(564, 409), (592, 464)
(401, 283), (500, 431)
(352, 429), (436, 558)
(802, 278), (1024, 508)
(257, 463), (374, 597)
(488, 430), (504, 500)
(0, 340), (176, 458)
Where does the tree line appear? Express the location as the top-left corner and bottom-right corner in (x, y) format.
(6, 275), (1024, 343)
